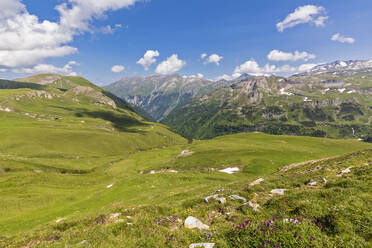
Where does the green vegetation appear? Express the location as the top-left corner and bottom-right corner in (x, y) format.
(0, 74), (371, 247)
(163, 75), (372, 140)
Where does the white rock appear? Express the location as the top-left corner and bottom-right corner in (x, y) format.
(249, 178), (264, 187)
(322, 178), (327, 184)
(189, 243), (215, 248)
(217, 197), (226, 204)
(204, 194), (219, 203)
(270, 189), (286, 196)
(106, 184), (114, 188)
(78, 240), (87, 245)
(56, 218), (66, 223)
(219, 167), (240, 174)
(229, 195), (247, 202)
(245, 201), (259, 211)
(184, 216), (209, 230)
(341, 167), (352, 174)
(308, 179), (317, 186)
(109, 213), (121, 219)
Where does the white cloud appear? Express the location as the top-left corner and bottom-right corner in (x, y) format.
(215, 74), (233, 81)
(297, 63), (318, 72)
(12, 61), (80, 75)
(137, 50), (160, 70)
(111, 65), (125, 73)
(201, 53), (207, 59)
(277, 5), (328, 32)
(101, 24), (123, 34)
(0, 0), (141, 69)
(233, 59), (297, 77)
(331, 33), (355, 44)
(185, 73), (204, 79)
(155, 54), (186, 75)
(267, 50), (316, 62)
(205, 54), (223, 66)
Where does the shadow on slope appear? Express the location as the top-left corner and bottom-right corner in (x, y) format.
(0, 80), (44, 90)
(75, 109), (148, 133)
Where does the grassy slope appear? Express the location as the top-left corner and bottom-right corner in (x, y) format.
(0, 131), (370, 247)
(0, 75), (186, 234)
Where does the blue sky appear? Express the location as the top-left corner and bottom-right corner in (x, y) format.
(0, 0), (371, 85)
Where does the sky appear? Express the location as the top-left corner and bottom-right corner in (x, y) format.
(0, 0), (372, 85)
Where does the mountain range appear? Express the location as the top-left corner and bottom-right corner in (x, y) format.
(105, 60), (372, 140)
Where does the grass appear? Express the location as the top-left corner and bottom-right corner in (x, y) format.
(0, 74), (371, 247)
(1, 138), (370, 247)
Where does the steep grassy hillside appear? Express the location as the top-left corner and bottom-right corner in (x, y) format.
(163, 72), (372, 140)
(0, 132), (370, 247)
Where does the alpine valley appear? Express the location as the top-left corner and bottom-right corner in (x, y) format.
(106, 60), (372, 140)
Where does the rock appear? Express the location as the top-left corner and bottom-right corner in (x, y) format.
(189, 243), (215, 248)
(322, 178), (327, 184)
(219, 167), (240, 174)
(216, 197), (226, 204)
(78, 240), (88, 245)
(55, 218), (66, 223)
(178, 149), (194, 158)
(249, 178), (264, 187)
(308, 179), (317, 186)
(270, 189), (286, 196)
(204, 194), (219, 203)
(106, 184), (114, 188)
(216, 189), (224, 193)
(184, 216), (209, 230)
(229, 195), (247, 202)
(341, 167), (352, 174)
(245, 201), (259, 211)
(109, 213), (121, 219)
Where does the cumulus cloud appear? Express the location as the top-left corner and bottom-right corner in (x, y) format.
(233, 59), (299, 77)
(111, 65), (125, 73)
(277, 5), (328, 32)
(184, 73), (204, 79)
(297, 63), (318, 72)
(137, 50), (160, 70)
(12, 61), (80, 75)
(155, 54), (186, 75)
(331, 33), (355, 44)
(215, 74), (233, 81)
(268, 50), (316, 62)
(201, 53), (207, 59)
(205, 54), (223, 66)
(0, 0), (141, 69)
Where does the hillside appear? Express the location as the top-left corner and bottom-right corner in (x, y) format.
(104, 74), (231, 121)
(1, 132), (370, 247)
(163, 60), (372, 140)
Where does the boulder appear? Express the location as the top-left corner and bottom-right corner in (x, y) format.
(216, 197), (226, 204)
(245, 201), (259, 211)
(184, 216), (209, 230)
(249, 178), (264, 187)
(189, 243), (215, 248)
(308, 179), (317, 186)
(270, 189), (286, 196)
(229, 195), (247, 202)
(204, 194), (219, 203)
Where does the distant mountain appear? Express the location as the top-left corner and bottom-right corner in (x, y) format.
(297, 60), (372, 76)
(163, 60), (372, 140)
(105, 74), (232, 121)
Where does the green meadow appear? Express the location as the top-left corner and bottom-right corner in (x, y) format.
(0, 75), (371, 247)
